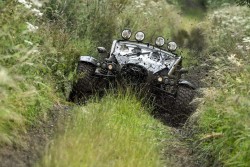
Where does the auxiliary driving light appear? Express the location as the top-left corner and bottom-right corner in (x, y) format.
(167, 42), (177, 51)
(158, 77), (163, 82)
(155, 37), (165, 47)
(135, 31), (145, 42)
(121, 29), (132, 40)
(108, 64), (113, 70)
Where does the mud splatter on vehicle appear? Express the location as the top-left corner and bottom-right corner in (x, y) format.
(69, 30), (196, 123)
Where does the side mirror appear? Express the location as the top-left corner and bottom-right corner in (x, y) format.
(97, 47), (107, 53)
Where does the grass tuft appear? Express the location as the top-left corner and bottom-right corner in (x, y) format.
(38, 91), (169, 167)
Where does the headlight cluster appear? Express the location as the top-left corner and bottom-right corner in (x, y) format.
(97, 62), (115, 71)
(157, 77), (176, 85)
(121, 29), (178, 51)
(122, 29), (145, 42)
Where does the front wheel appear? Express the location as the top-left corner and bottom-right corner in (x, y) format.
(68, 62), (97, 103)
(171, 85), (195, 124)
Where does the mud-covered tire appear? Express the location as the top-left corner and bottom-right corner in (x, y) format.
(68, 62), (97, 102)
(172, 85), (195, 123)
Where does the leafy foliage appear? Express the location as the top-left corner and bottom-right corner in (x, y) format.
(2, 1), (249, 166)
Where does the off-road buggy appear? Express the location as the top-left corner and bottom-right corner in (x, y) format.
(69, 30), (196, 117)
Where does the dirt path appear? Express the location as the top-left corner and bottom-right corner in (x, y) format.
(0, 60), (209, 167)
(159, 56), (211, 167)
(164, 128), (198, 167)
(0, 105), (71, 167)
(0, 106), (200, 167)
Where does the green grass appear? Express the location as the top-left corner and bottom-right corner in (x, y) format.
(38, 91), (168, 167)
(5, 1), (250, 167)
(0, 0), (199, 146)
(0, 1), (57, 146)
(187, 5), (250, 167)
(192, 65), (250, 166)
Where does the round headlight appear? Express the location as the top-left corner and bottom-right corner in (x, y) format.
(158, 76), (163, 82)
(155, 37), (165, 47)
(135, 31), (145, 42)
(167, 42), (177, 51)
(121, 29), (132, 40)
(108, 64), (113, 70)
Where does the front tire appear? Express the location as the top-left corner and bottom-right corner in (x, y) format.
(172, 85), (195, 124)
(149, 83), (196, 126)
(68, 62), (97, 103)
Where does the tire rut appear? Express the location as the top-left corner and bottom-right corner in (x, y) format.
(0, 105), (72, 167)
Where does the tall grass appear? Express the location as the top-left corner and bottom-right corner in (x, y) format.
(0, 0), (198, 146)
(0, 1), (57, 145)
(188, 6), (250, 167)
(38, 91), (168, 167)
(0, 0), (96, 145)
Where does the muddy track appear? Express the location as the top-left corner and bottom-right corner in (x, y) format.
(0, 55), (211, 167)
(155, 62), (210, 127)
(0, 105), (72, 167)
(160, 55), (212, 167)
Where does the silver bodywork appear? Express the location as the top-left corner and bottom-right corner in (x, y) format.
(80, 56), (98, 65)
(78, 40), (195, 90)
(112, 41), (177, 74)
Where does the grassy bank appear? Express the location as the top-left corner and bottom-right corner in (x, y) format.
(38, 91), (168, 167)
(0, 0), (121, 146)
(187, 6), (250, 167)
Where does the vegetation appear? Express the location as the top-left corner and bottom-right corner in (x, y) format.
(237, 0), (250, 6)
(0, 0), (193, 146)
(38, 91), (168, 167)
(187, 5), (250, 167)
(1, 0), (250, 166)
(0, 1), (180, 166)
(0, 1), (57, 145)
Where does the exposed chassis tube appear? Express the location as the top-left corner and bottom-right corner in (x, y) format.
(168, 57), (181, 78)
